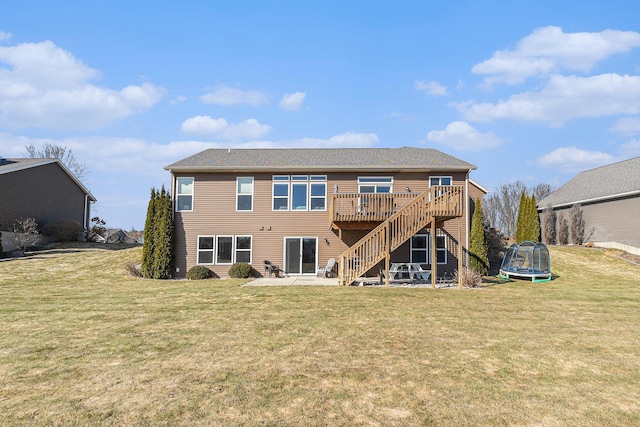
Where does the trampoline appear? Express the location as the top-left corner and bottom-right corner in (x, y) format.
(499, 241), (551, 282)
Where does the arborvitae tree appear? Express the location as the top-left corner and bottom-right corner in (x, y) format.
(469, 198), (489, 275)
(152, 186), (174, 279)
(515, 190), (527, 243)
(527, 194), (541, 242)
(515, 192), (541, 243)
(141, 188), (157, 278)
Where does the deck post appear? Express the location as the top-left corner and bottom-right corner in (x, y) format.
(431, 218), (437, 289)
(385, 222), (390, 287)
(458, 218), (463, 289)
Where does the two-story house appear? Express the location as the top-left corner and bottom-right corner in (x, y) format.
(165, 147), (484, 286)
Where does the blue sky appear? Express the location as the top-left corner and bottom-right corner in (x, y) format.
(2, 1), (640, 229)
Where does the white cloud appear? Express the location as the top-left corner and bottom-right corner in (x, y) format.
(537, 146), (615, 172)
(279, 92), (306, 111)
(180, 116), (271, 140)
(176, 131), (378, 149)
(0, 31), (12, 42)
(426, 121), (504, 151)
(609, 117), (640, 135)
(223, 119), (271, 140)
(200, 86), (267, 106)
(414, 80), (448, 96)
(0, 40), (164, 129)
(473, 26), (640, 85)
(181, 116), (228, 134)
(456, 73), (640, 126)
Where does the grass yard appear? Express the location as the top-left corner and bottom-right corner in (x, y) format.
(0, 243), (639, 426)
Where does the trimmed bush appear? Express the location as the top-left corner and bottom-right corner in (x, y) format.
(228, 262), (253, 278)
(186, 265), (214, 280)
(41, 220), (84, 242)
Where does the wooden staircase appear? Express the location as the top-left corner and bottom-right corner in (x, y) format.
(336, 186), (463, 286)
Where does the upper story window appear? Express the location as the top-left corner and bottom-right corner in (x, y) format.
(272, 175), (327, 211)
(429, 176), (452, 199)
(429, 176), (452, 186)
(176, 177), (194, 211)
(358, 176), (393, 193)
(237, 177), (253, 211)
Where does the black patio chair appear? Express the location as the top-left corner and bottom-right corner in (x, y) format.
(263, 260), (280, 278)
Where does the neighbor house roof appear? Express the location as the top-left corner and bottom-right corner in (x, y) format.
(165, 147), (477, 173)
(0, 157), (97, 201)
(538, 156), (640, 209)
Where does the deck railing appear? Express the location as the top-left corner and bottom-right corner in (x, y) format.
(337, 186), (463, 286)
(330, 192), (416, 224)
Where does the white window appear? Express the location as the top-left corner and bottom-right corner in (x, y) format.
(273, 175), (289, 210)
(429, 176), (452, 186)
(310, 181), (327, 211)
(197, 236), (215, 264)
(429, 176), (452, 199)
(272, 175), (326, 211)
(237, 177), (253, 211)
(235, 236), (252, 263)
(358, 176), (393, 193)
(411, 233), (447, 264)
(216, 236), (233, 264)
(197, 235), (253, 265)
(176, 177), (194, 211)
(291, 176), (308, 211)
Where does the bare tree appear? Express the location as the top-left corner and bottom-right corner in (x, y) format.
(483, 181), (554, 241)
(540, 206), (556, 245)
(531, 183), (553, 202)
(10, 217), (41, 252)
(482, 181), (526, 238)
(24, 143), (88, 180)
(570, 204), (585, 245)
(557, 212), (569, 245)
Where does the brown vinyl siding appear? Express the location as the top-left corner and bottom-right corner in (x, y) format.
(0, 163), (89, 231)
(173, 170), (476, 278)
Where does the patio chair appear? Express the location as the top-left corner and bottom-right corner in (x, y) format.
(263, 260), (280, 278)
(323, 258), (336, 278)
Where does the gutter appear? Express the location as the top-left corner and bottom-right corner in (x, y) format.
(538, 189), (640, 211)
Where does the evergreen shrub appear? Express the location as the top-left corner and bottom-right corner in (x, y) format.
(186, 265), (215, 280)
(41, 220), (84, 242)
(228, 263), (253, 278)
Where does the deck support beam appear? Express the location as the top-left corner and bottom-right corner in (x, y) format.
(431, 218), (437, 288)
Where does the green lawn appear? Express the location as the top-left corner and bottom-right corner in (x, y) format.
(1, 243), (639, 426)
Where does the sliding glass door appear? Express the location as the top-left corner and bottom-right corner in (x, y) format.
(284, 237), (317, 275)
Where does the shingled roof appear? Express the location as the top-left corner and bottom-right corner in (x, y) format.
(538, 156), (640, 208)
(165, 147), (477, 172)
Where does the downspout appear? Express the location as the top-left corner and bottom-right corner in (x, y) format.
(84, 194), (89, 230)
(169, 171), (176, 219)
(465, 171), (470, 267)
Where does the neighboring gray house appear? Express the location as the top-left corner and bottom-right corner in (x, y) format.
(0, 157), (96, 234)
(538, 156), (640, 251)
